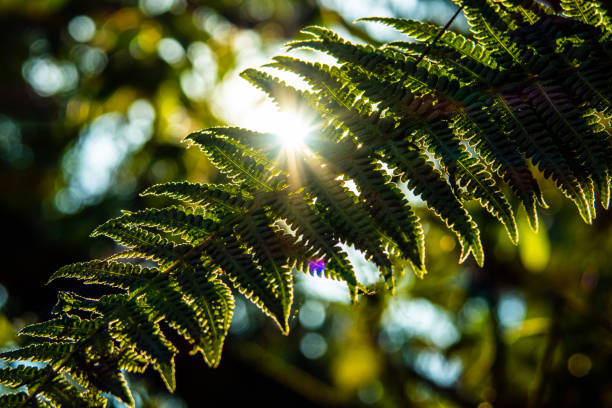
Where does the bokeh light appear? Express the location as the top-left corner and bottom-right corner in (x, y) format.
(300, 332), (328, 359)
(158, 38), (185, 65)
(56, 99), (155, 213)
(497, 292), (527, 329)
(3, 0), (612, 406)
(68, 15), (96, 42)
(568, 353), (592, 378)
(22, 57), (79, 97)
(298, 300), (326, 330)
(382, 297), (460, 349)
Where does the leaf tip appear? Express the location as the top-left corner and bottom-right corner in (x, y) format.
(157, 361), (176, 393)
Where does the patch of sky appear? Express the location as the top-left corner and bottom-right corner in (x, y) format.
(55, 100), (155, 214)
(187, 41), (216, 71)
(342, 179), (360, 196)
(1, 360), (46, 370)
(233, 29), (266, 68)
(209, 60), (312, 134)
(398, 182), (426, 206)
(343, 244), (381, 286)
(207, 27), (304, 127)
(296, 274), (351, 304)
(319, 0), (468, 41)
(319, 0), (406, 42)
(382, 297), (460, 349)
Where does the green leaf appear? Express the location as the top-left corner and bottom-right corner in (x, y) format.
(175, 266), (235, 366)
(234, 209), (295, 333)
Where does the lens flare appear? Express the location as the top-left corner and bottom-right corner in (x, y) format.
(270, 111), (311, 150)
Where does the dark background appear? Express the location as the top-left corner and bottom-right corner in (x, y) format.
(0, 1), (611, 407)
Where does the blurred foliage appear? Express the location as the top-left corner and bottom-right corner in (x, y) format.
(0, 0), (340, 320)
(1, 0), (611, 407)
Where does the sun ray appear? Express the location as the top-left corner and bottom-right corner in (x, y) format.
(271, 111), (312, 151)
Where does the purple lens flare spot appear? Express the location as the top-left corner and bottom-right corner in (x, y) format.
(308, 259), (326, 276)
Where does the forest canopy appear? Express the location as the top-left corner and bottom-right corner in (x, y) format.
(0, 0), (611, 407)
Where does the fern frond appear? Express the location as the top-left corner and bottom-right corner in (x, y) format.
(143, 182), (253, 214)
(454, 99), (545, 230)
(377, 138), (488, 256)
(174, 266), (234, 367)
(141, 270), (232, 367)
(198, 127), (284, 158)
(186, 130), (283, 193)
(297, 159), (393, 279)
(234, 208), (295, 333)
(0, 393), (35, 408)
(19, 316), (104, 341)
(343, 68), (517, 245)
(201, 234), (287, 330)
(80, 365), (133, 407)
(43, 373), (104, 408)
(102, 295), (178, 391)
(0, 366), (106, 407)
(462, 0), (525, 67)
(264, 189), (359, 292)
(360, 17), (499, 68)
(92, 221), (191, 267)
(3, 1), (611, 405)
(497, 89), (594, 220)
(240, 68), (314, 112)
(0, 343), (76, 365)
(115, 206), (219, 243)
(527, 81), (611, 210)
(561, 0), (612, 29)
(50, 260), (157, 290)
(268, 56), (348, 95)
